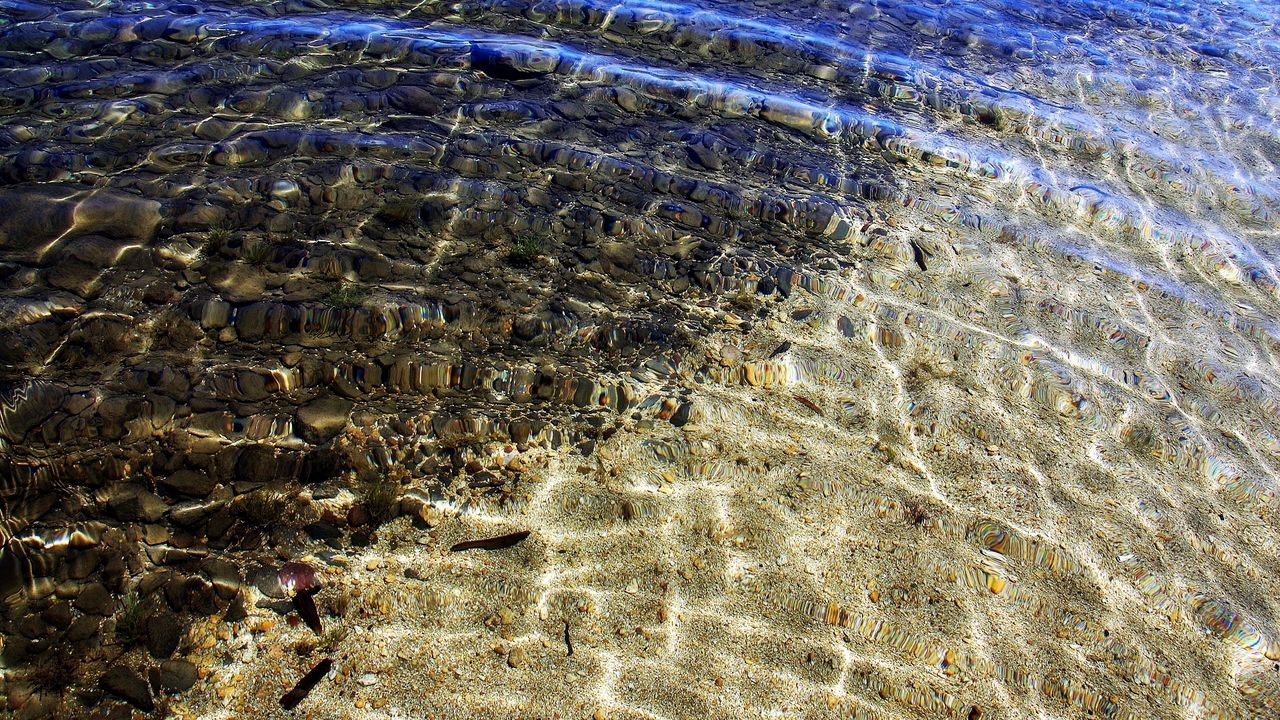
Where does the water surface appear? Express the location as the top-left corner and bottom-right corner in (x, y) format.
(2, 1), (1280, 718)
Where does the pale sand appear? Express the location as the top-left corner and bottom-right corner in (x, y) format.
(166, 270), (1279, 720)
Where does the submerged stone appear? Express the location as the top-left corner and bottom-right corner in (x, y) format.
(100, 666), (154, 711)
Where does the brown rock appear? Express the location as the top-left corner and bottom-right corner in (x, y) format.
(295, 397), (353, 443)
(159, 469), (215, 497)
(205, 263), (267, 302)
(347, 503), (370, 527)
(157, 659), (198, 692)
(100, 667), (154, 711)
(0, 185), (161, 261)
(74, 583), (114, 616)
(46, 259), (104, 298)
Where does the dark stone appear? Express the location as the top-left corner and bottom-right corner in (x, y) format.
(230, 302), (268, 339)
(295, 396), (352, 443)
(101, 549), (128, 589)
(200, 557), (241, 600)
(0, 382), (64, 444)
(144, 613), (181, 659)
(108, 485), (168, 522)
(686, 143), (723, 171)
(0, 185), (161, 257)
(205, 509), (236, 539)
(47, 259), (104, 298)
(100, 666), (154, 712)
(600, 241), (637, 272)
(669, 402), (693, 427)
(66, 614), (101, 642)
(0, 635), (30, 665)
(159, 469), (215, 497)
(67, 549), (101, 580)
(172, 576), (219, 615)
(509, 419), (534, 445)
(235, 444), (281, 483)
(253, 567), (285, 599)
(470, 45), (553, 80)
(168, 499), (220, 526)
(300, 448), (343, 484)
(75, 583), (115, 616)
(303, 521), (341, 542)
(42, 602), (73, 629)
(0, 324), (53, 366)
(157, 659), (197, 692)
(357, 256), (392, 280)
(512, 318), (540, 342)
(137, 570), (171, 597)
(347, 504), (370, 527)
(17, 614), (47, 638)
(386, 86), (442, 115)
(22, 637), (50, 658)
(147, 546), (207, 567)
(776, 268), (794, 297)
(12, 689), (59, 720)
(223, 591), (249, 622)
(143, 524), (171, 545)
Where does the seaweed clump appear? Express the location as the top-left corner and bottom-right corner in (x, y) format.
(507, 233), (544, 267)
(358, 474), (403, 525)
(114, 590), (144, 646)
(324, 282), (369, 308)
(237, 489), (292, 527)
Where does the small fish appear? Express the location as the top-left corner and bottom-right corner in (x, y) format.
(450, 530), (531, 552)
(280, 658), (332, 710)
(909, 239), (928, 271)
(793, 395), (824, 416)
(293, 588), (322, 635)
(768, 341), (791, 358)
(564, 622), (574, 656)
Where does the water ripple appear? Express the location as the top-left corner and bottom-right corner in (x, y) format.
(1, 0), (1280, 718)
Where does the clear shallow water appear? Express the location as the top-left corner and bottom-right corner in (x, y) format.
(1, 0), (1280, 718)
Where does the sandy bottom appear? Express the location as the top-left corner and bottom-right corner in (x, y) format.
(166, 281), (1279, 720)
